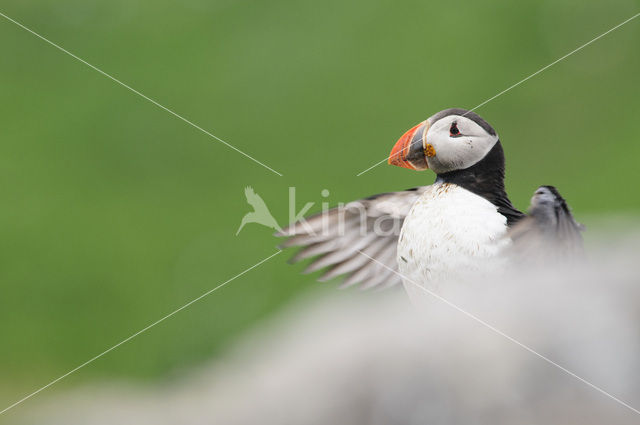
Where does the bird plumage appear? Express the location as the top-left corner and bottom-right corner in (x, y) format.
(397, 183), (511, 296)
(276, 187), (427, 289)
(278, 109), (583, 290)
(508, 185), (584, 263)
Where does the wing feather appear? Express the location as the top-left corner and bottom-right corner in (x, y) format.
(277, 187), (428, 289)
(509, 185), (584, 262)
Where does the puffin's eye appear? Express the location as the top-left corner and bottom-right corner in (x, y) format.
(449, 122), (460, 137)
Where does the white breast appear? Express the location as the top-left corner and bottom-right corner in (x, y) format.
(397, 183), (510, 297)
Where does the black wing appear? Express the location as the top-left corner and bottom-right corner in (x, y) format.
(509, 185), (584, 261)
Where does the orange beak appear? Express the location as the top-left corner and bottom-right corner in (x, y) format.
(388, 120), (430, 170)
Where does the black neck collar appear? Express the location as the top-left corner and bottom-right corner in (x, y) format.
(435, 141), (524, 225)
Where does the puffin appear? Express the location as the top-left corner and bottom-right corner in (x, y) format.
(277, 108), (582, 290)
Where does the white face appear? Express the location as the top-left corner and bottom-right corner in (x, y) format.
(424, 114), (499, 174)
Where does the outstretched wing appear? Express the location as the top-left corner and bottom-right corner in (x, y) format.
(276, 187), (429, 290)
(509, 185), (584, 261)
(245, 186), (269, 211)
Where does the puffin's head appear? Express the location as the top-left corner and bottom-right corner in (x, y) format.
(388, 108), (499, 174)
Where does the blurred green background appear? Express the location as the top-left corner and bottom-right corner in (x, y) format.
(1, 0), (639, 419)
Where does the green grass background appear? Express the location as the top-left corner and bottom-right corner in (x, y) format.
(1, 0), (639, 418)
